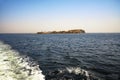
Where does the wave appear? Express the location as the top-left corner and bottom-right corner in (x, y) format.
(0, 41), (45, 80)
(45, 67), (100, 80)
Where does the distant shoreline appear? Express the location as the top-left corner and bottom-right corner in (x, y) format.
(37, 29), (85, 34)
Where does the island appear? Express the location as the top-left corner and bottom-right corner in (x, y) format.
(37, 29), (85, 34)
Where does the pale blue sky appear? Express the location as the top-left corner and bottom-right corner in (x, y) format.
(0, 0), (120, 33)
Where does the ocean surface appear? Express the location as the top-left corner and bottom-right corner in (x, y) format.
(0, 33), (120, 80)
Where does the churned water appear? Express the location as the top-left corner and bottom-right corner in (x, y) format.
(0, 33), (120, 80)
(0, 41), (45, 80)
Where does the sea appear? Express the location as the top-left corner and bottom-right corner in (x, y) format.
(0, 33), (120, 80)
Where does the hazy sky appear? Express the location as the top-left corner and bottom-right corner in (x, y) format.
(0, 0), (120, 33)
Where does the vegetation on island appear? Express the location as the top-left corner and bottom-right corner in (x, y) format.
(37, 29), (85, 34)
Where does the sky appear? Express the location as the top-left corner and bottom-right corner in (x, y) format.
(0, 0), (120, 33)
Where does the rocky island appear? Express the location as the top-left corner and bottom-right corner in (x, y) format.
(37, 29), (85, 34)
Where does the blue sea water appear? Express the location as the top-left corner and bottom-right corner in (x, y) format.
(0, 33), (120, 80)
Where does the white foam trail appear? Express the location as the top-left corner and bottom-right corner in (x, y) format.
(0, 41), (45, 80)
(58, 67), (93, 80)
(65, 67), (101, 80)
(66, 67), (89, 75)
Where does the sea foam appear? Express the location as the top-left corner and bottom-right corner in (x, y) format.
(0, 41), (45, 80)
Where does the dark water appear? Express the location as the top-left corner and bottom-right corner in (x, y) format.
(0, 33), (120, 80)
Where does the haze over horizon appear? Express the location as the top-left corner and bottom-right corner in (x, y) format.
(0, 0), (120, 33)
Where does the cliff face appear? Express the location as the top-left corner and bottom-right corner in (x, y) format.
(37, 29), (85, 34)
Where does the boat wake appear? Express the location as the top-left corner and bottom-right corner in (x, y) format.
(0, 41), (45, 80)
(45, 67), (100, 80)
